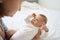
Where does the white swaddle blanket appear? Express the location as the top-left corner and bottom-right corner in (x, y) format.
(10, 24), (38, 40)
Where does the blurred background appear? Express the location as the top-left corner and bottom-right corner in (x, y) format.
(24, 0), (60, 11)
(24, 0), (38, 3)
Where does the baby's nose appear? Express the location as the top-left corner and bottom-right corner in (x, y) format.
(34, 19), (36, 21)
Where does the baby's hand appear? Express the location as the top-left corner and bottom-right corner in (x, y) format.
(42, 25), (49, 32)
(39, 24), (49, 32)
(32, 13), (36, 17)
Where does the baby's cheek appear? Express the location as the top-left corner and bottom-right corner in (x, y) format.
(34, 21), (37, 24)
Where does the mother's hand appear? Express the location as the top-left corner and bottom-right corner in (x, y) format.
(0, 27), (5, 39)
(32, 29), (41, 40)
(6, 29), (16, 39)
(40, 24), (49, 32)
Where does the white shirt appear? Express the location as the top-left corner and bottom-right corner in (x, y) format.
(10, 15), (38, 40)
(0, 36), (3, 40)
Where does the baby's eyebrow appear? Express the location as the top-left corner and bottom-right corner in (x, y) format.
(36, 19), (38, 21)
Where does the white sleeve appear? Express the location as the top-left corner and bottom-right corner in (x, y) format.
(10, 28), (38, 40)
(25, 15), (33, 24)
(0, 36), (3, 40)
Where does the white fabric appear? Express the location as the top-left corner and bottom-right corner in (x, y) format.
(2, 1), (60, 40)
(24, 14), (33, 24)
(10, 25), (38, 40)
(0, 36), (3, 40)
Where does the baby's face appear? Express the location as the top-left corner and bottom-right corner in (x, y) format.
(31, 14), (44, 27)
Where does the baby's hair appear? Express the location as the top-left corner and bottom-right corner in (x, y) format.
(39, 14), (47, 24)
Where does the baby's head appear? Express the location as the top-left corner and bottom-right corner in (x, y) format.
(31, 13), (47, 27)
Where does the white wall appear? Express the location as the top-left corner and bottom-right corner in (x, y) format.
(24, 0), (38, 3)
(38, 0), (60, 11)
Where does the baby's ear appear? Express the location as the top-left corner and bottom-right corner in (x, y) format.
(41, 22), (45, 26)
(32, 13), (36, 17)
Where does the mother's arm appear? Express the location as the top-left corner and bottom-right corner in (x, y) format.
(6, 29), (16, 39)
(32, 29), (41, 40)
(32, 25), (49, 40)
(0, 27), (5, 39)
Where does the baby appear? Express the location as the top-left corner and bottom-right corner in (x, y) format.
(25, 13), (49, 40)
(10, 13), (48, 40)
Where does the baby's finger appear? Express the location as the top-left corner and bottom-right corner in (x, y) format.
(32, 13), (36, 17)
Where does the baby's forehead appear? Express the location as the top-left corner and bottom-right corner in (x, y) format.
(35, 14), (42, 18)
(35, 15), (42, 20)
